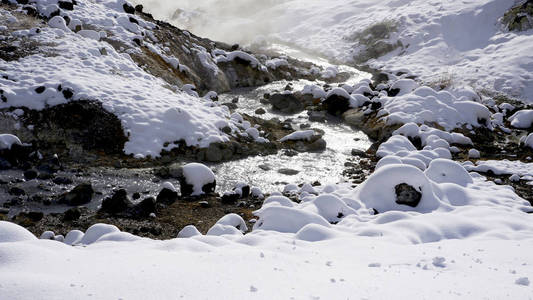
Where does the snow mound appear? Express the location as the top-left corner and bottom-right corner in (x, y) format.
(0, 221), (36, 243)
(178, 225), (202, 238)
(510, 110), (533, 129)
(356, 164), (442, 213)
(253, 206), (331, 233)
(79, 224), (120, 245)
(215, 213), (248, 233)
(425, 159), (473, 187)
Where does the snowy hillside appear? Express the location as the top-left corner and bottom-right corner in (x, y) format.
(146, 0), (533, 102)
(1, 0), (533, 299)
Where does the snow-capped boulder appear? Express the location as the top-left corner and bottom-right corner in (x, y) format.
(295, 224), (339, 242)
(80, 224), (120, 245)
(520, 133), (533, 149)
(425, 159), (473, 187)
(509, 110), (533, 129)
(206, 224), (243, 236)
(215, 213), (248, 233)
(175, 163), (216, 197)
(0, 221), (36, 243)
(301, 194), (357, 223)
(323, 88), (354, 116)
(64, 230), (84, 245)
(0, 134), (22, 150)
(356, 164), (441, 213)
(178, 225), (202, 238)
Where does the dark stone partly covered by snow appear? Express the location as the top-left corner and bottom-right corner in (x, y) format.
(101, 189), (133, 214)
(503, 0), (533, 31)
(394, 183), (422, 207)
(323, 94), (352, 116)
(122, 2), (135, 14)
(270, 93), (304, 114)
(58, 1), (74, 11)
(156, 188), (178, 205)
(131, 197), (156, 217)
(60, 183), (94, 206)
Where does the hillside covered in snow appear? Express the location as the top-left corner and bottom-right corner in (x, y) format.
(1, 0), (533, 299)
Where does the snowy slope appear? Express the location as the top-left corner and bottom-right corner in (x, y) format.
(0, 0), (239, 157)
(142, 0), (533, 102)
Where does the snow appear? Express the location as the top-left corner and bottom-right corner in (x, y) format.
(1, 0), (236, 157)
(177, 225), (202, 238)
(515, 277), (531, 286)
(468, 148), (481, 159)
(464, 160), (533, 182)
(510, 110), (533, 129)
(521, 133), (533, 149)
(0, 221), (36, 243)
(0, 134), (22, 150)
(182, 163), (216, 196)
(425, 159), (473, 187)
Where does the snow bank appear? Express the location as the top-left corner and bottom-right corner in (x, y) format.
(0, 221), (36, 243)
(510, 110), (533, 128)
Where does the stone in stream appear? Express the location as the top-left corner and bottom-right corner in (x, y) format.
(270, 93), (304, 114)
(278, 168), (300, 176)
(59, 183), (94, 206)
(100, 189), (133, 214)
(323, 94), (351, 116)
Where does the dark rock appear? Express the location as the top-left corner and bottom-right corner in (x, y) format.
(63, 207), (81, 221)
(388, 88), (400, 97)
(123, 3), (135, 14)
(270, 93), (304, 114)
(132, 192), (141, 200)
(58, 1), (74, 10)
(8, 187), (25, 196)
(278, 168), (300, 175)
(240, 185), (250, 198)
(101, 189), (132, 214)
(134, 4), (143, 12)
(370, 101), (382, 110)
(53, 176), (73, 185)
(307, 138), (327, 152)
(60, 183), (94, 206)
(323, 94), (351, 116)
(129, 16), (139, 24)
(35, 86), (46, 94)
(351, 149), (368, 158)
(221, 192), (240, 204)
(308, 111), (326, 122)
(132, 197), (156, 217)
(394, 183), (421, 207)
(222, 102), (238, 110)
(23, 169), (38, 180)
(62, 88), (73, 99)
(0, 158), (12, 170)
(255, 108), (266, 115)
(156, 188), (178, 205)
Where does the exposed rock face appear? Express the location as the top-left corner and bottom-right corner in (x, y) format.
(503, 0), (533, 31)
(395, 183), (421, 207)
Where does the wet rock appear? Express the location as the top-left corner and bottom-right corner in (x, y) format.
(132, 192), (141, 200)
(278, 168), (300, 175)
(101, 189), (133, 214)
(395, 183), (421, 207)
(323, 94), (351, 116)
(60, 183), (94, 206)
(255, 108), (266, 115)
(8, 187), (25, 196)
(308, 111), (326, 122)
(23, 169), (38, 180)
(222, 102), (238, 110)
(351, 149), (368, 158)
(503, 0), (533, 31)
(156, 188), (178, 205)
(307, 138), (327, 152)
(53, 176), (73, 185)
(270, 93), (304, 114)
(63, 207), (81, 221)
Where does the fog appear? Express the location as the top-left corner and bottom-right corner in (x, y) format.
(132, 0), (292, 45)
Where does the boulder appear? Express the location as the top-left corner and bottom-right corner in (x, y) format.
(394, 183), (421, 207)
(270, 93), (304, 114)
(156, 188), (178, 205)
(100, 189), (133, 214)
(60, 183), (94, 206)
(323, 94), (351, 116)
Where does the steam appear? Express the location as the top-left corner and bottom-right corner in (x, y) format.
(132, 0), (290, 45)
